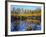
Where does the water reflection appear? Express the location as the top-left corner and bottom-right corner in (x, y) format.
(11, 16), (41, 31)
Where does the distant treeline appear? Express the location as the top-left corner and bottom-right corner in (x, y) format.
(11, 8), (41, 14)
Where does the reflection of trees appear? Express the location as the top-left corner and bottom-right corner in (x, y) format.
(20, 16), (27, 21)
(25, 26), (32, 31)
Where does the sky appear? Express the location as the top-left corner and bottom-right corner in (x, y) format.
(11, 5), (41, 11)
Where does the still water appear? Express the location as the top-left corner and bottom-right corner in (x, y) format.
(11, 21), (41, 31)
